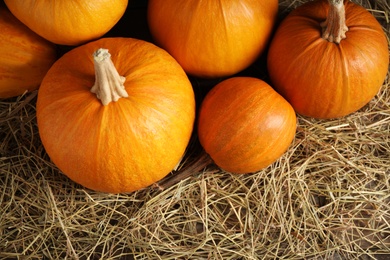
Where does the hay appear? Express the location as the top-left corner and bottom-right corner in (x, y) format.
(1, 0), (389, 259)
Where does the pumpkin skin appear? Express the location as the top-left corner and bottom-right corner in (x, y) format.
(147, 0), (278, 78)
(0, 5), (57, 98)
(36, 37), (196, 193)
(4, 0), (128, 46)
(197, 77), (297, 174)
(267, 0), (389, 119)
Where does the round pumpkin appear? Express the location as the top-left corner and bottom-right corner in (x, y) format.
(4, 0), (128, 46)
(0, 4), (57, 98)
(197, 77), (297, 174)
(36, 37), (196, 193)
(147, 0), (278, 78)
(267, 0), (389, 119)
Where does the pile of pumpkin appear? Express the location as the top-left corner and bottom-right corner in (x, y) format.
(1, 0), (388, 193)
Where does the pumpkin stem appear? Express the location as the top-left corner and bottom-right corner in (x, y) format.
(155, 151), (213, 190)
(90, 48), (128, 106)
(320, 0), (348, 44)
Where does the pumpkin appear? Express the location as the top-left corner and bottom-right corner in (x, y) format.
(147, 0), (278, 78)
(197, 77), (297, 174)
(4, 0), (128, 46)
(267, 0), (389, 119)
(36, 37), (196, 193)
(0, 4), (57, 98)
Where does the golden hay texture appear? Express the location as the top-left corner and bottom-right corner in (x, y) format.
(1, 0), (389, 259)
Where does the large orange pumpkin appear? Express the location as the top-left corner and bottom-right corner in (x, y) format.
(4, 0), (128, 46)
(0, 5), (57, 98)
(197, 77), (297, 174)
(147, 0), (278, 78)
(267, 0), (389, 119)
(36, 37), (196, 193)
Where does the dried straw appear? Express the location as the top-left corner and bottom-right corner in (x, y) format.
(1, 0), (389, 259)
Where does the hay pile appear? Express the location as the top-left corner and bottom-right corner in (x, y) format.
(1, 0), (389, 259)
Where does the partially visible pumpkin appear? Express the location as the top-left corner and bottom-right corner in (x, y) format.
(0, 5), (57, 98)
(147, 0), (278, 78)
(4, 0), (128, 46)
(36, 37), (196, 193)
(267, 0), (389, 119)
(197, 77), (297, 174)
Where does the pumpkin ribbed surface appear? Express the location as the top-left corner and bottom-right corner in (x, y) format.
(267, 0), (389, 119)
(36, 38), (195, 193)
(4, 0), (128, 45)
(147, 0), (278, 78)
(0, 5), (57, 98)
(198, 77), (297, 174)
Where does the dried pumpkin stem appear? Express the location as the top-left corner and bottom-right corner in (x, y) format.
(320, 0), (348, 44)
(90, 48), (128, 106)
(155, 151), (213, 190)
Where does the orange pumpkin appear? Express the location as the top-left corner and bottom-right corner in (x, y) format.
(197, 77), (297, 174)
(0, 5), (57, 98)
(36, 37), (196, 193)
(147, 0), (278, 78)
(267, 0), (389, 119)
(4, 0), (128, 46)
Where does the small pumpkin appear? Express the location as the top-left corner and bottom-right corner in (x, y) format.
(147, 0), (278, 78)
(4, 0), (128, 46)
(36, 37), (196, 193)
(0, 4), (57, 98)
(267, 0), (389, 119)
(197, 77), (297, 174)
